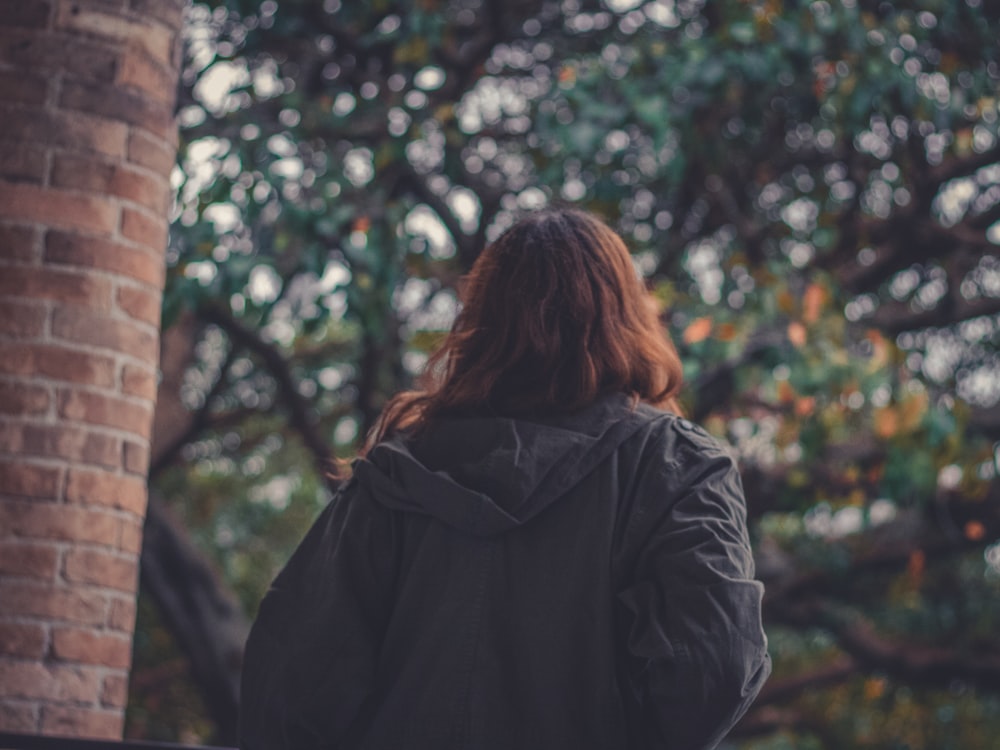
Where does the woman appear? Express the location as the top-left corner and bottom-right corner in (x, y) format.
(239, 209), (771, 750)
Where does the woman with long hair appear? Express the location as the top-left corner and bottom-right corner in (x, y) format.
(239, 208), (770, 750)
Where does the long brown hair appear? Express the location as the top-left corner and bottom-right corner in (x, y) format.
(364, 208), (683, 450)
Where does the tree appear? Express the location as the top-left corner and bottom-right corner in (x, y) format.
(133, 1), (1000, 747)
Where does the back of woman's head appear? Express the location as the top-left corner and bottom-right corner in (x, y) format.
(367, 208), (683, 446)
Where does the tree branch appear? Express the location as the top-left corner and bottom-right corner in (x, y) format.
(149, 347), (238, 481)
(688, 329), (788, 422)
(866, 245), (1000, 334)
(754, 657), (858, 706)
(760, 479), (1000, 608)
(928, 142), (1000, 186)
(770, 598), (1000, 693)
(400, 164), (478, 265)
(970, 197), (1000, 230)
(869, 291), (1000, 335)
(199, 305), (337, 482)
(970, 403), (1000, 439)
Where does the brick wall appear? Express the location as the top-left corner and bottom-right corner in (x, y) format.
(0, 0), (184, 738)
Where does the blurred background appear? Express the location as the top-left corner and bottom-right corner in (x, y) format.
(131, 1), (1000, 747)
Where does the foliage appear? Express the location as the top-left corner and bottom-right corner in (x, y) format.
(132, 0), (1000, 747)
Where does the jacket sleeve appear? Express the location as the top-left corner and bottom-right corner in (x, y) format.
(239, 478), (398, 750)
(616, 420), (771, 750)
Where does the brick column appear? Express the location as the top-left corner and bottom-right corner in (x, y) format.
(0, 0), (184, 738)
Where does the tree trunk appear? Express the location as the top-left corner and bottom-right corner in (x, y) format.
(139, 497), (247, 746)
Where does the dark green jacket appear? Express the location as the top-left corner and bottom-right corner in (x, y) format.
(239, 393), (770, 750)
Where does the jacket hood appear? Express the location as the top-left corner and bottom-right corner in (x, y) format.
(353, 393), (650, 537)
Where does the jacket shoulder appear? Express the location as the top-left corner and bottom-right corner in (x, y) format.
(629, 403), (735, 464)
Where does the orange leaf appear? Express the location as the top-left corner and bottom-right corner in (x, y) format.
(777, 380), (795, 404)
(965, 521), (986, 541)
(787, 321), (807, 347)
(683, 317), (713, 344)
(899, 391), (928, 432)
(864, 677), (886, 701)
(802, 282), (827, 324)
(873, 406), (899, 439)
(907, 549), (925, 584)
(794, 396), (816, 417)
(353, 215), (371, 233)
(777, 290), (796, 315)
(865, 329), (890, 370)
(865, 329), (885, 345)
(716, 322), (737, 341)
(955, 128), (974, 154)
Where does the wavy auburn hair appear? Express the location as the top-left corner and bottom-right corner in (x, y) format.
(364, 208), (683, 449)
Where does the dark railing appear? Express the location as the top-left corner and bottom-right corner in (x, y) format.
(0, 733), (233, 750)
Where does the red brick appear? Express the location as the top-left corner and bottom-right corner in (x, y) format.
(63, 548), (137, 592)
(0, 580), (108, 626)
(111, 165), (169, 214)
(126, 129), (174, 173)
(52, 307), (158, 361)
(0, 104), (127, 158)
(49, 153), (116, 193)
(0, 223), (40, 262)
(0, 462), (61, 499)
(0, 621), (47, 658)
(64, 467), (147, 515)
(36, 347), (117, 388)
(0, 299), (48, 338)
(100, 673), (128, 708)
(56, 2), (176, 66)
(0, 1), (52, 28)
(58, 390), (152, 433)
(0, 29), (117, 82)
(0, 68), (48, 105)
(60, 79), (175, 141)
(0, 501), (120, 547)
(0, 182), (118, 235)
(117, 515), (143, 553)
(115, 285), (160, 326)
(0, 661), (104, 703)
(0, 264), (112, 309)
(40, 704), (122, 740)
(0, 422), (21, 453)
(0, 539), (60, 580)
(51, 626), (132, 669)
(19, 424), (120, 469)
(61, 0), (128, 7)
(117, 43), (176, 105)
(0, 342), (117, 388)
(0, 381), (52, 416)
(120, 206), (167, 250)
(121, 363), (156, 400)
(129, 0), (185, 31)
(1, 422), (31, 454)
(107, 597), (135, 632)
(0, 141), (47, 183)
(122, 440), (148, 476)
(0, 701), (40, 734)
(50, 155), (169, 214)
(44, 230), (165, 288)
(0, 343), (42, 378)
